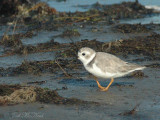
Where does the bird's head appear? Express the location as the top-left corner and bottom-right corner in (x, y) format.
(78, 47), (96, 66)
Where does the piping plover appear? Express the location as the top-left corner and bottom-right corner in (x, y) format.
(78, 47), (146, 91)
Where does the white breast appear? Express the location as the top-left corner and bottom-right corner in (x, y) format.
(85, 63), (115, 79)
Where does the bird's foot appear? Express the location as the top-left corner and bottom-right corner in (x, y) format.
(96, 78), (114, 92)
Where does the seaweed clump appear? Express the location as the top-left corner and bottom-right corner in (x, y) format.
(0, 85), (21, 96)
(80, 1), (154, 20)
(130, 71), (148, 78)
(0, 58), (79, 77)
(13, 39), (61, 55)
(113, 24), (151, 33)
(105, 1), (153, 19)
(106, 33), (160, 59)
(0, 31), (36, 48)
(61, 29), (80, 37)
(0, 34), (22, 47)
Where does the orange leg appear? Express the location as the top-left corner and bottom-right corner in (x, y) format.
(94, 77), (114, 91)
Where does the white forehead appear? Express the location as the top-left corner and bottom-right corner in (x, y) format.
(83, 51), (91, 54)
(79, 47), (95, 53)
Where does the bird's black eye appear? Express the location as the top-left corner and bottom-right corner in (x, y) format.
(82, 53), (85, 56)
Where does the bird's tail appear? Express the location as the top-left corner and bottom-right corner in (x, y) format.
(125, 63), (146, 73)
(134, 66), (146, 71)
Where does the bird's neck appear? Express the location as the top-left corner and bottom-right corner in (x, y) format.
(84, 53), (96, 66)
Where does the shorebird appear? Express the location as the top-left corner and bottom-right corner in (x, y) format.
(78, 47), (146, 91)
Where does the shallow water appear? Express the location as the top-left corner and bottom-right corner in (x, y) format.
(0, 100), (160, 120)
(21, 31), (60, 45)
(0, 51), (55, 68)
(120, 14), (160, 24)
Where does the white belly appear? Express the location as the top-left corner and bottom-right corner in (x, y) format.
(85, 64), (115, 79)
